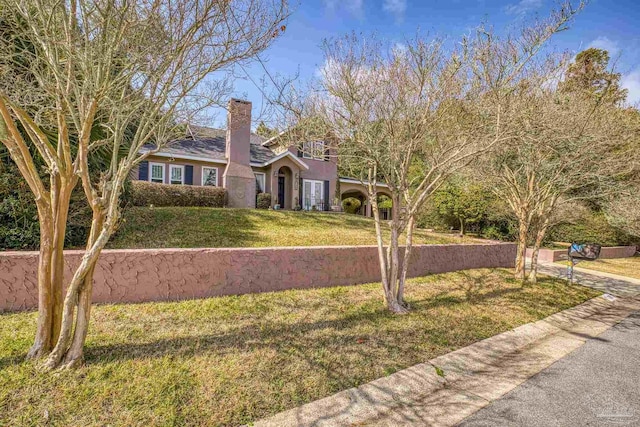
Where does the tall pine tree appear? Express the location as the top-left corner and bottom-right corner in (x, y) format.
(559, 48), (628, 105)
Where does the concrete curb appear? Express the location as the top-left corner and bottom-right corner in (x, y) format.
(252, 295), (640, 427)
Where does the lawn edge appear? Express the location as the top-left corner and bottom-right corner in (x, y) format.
(252, 293), (640, 427)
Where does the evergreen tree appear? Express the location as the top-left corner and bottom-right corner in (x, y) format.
(559, 48), (628, 105)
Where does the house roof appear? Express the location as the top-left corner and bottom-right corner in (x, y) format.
(145, 125), (276, 163)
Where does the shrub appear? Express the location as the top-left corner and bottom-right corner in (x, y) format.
(131, 181), (227, 207)
(257, 192), (271, 209)
(1, 153), (134, 250)
(546, 210), (634, 246)
(342, 197), (361, 214)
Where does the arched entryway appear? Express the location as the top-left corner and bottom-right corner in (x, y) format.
(277, 166), (293, 209)
(341, 189), (368, 216)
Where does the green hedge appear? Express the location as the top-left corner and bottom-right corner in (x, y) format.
(131, 180), (227, 207)
(257, 192), (271, 209)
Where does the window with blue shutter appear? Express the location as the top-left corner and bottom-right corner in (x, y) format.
(138, 161), (149, 181)
(323, 180), (330, 210)
(185, 165), (194, 185)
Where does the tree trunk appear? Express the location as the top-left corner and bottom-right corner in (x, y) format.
(514, 215), (529, 281)
(527, 214), (552, 284)
(397, 215), (415, 309)
(459, 217), (465, 235)
(26, 206), (54, 359)
(27, 176), (75, 360)
(49, 177), (75, 345)
(43, 205), (111, 369)
(370, 187), (407, 314)
(62, 214), (103, 368)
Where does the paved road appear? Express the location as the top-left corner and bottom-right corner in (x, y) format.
(460, 310), (640, 427)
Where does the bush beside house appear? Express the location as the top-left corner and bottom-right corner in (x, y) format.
(342, 197), (361, 214)
(256, 193), (271, 209)
(130, 180), (227, 208)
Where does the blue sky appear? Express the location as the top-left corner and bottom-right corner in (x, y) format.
(211, 0), (640, 127)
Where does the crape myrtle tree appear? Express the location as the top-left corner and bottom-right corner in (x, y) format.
(604, 179), (640, 239)
(0, 0), (288, 369)
(483, 53), (639, 283)
(276, 3), (582, 313)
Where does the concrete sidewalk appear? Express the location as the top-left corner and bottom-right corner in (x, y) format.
(253, 292), (640, 427)
(535, 262), (640, 297)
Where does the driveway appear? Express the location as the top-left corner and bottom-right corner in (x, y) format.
(536, 262), (640, 297)
(460, 309), (640, 426)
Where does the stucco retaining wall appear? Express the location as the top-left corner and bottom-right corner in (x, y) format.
(0, 243), (516, 312)
(527, 245), (637, 262)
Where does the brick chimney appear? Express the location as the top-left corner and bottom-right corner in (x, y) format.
(223, 99), (256, 208)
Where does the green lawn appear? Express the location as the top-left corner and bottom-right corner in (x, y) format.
(557, 256), (640, 280)
(108, 207), (485, 249)
(0, 269), (599, 426)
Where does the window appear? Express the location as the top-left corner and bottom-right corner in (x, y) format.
(302, 141), (326, 160)
(255, 172), (266, 193)
(170, 165), (184, 185)
(202, 167), (218, 186)
(150, 163), (164, 184)
(302, 179), (324, 210)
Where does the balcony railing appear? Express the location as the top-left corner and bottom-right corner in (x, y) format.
(303, 198), (329, 211)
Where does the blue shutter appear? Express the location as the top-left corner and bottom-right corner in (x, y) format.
(185, 165), (194, 185)
(323, 180), (330, 211)
(139, 161), (149, 181)
(298, 178), (303, 208)
(324, 145), (330, 161)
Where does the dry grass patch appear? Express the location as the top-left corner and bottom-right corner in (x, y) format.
(108, 207), (484, 249)
(0, 269), (599, 426)
(557, 256), (640, 279)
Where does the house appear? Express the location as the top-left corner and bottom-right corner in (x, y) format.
(135, 98), (390, 216)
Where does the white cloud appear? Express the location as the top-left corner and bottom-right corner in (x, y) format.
(383, 0), (407, 23)
(587, 36), (620, 57)
(323, 0), (364, 18)
(504, 0), (543, 16)
(621, 70), (640, 106)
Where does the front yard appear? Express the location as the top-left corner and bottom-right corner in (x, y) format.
(108, 207), (485, 249)
(0, 269), (598, 426)
(558, 256), (640, 280)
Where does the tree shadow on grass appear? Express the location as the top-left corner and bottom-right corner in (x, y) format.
(411, 271), (523, 309)
(81, 272), (514, 367)
(0, 272), (536, 376)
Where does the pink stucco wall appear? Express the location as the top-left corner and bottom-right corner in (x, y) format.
(527, 245), (637, 262)
(0, 243), (516, 313)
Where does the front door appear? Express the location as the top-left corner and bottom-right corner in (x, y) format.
(278, 176), (285, 208)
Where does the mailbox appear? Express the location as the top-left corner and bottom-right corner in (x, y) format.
(568, 243), (602, 261)
(566, 242), (602, 283)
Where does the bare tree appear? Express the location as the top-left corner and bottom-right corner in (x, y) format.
(0, 0), (288, 369)
(604, 183), (640, 239)
(484, 58), (639, 282)
(273, 3), (582, 313)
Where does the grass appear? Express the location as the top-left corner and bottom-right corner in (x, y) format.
(557, 256), (640, 280)
(0, 269), (599, 426)
(108, 207), (485, 249)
